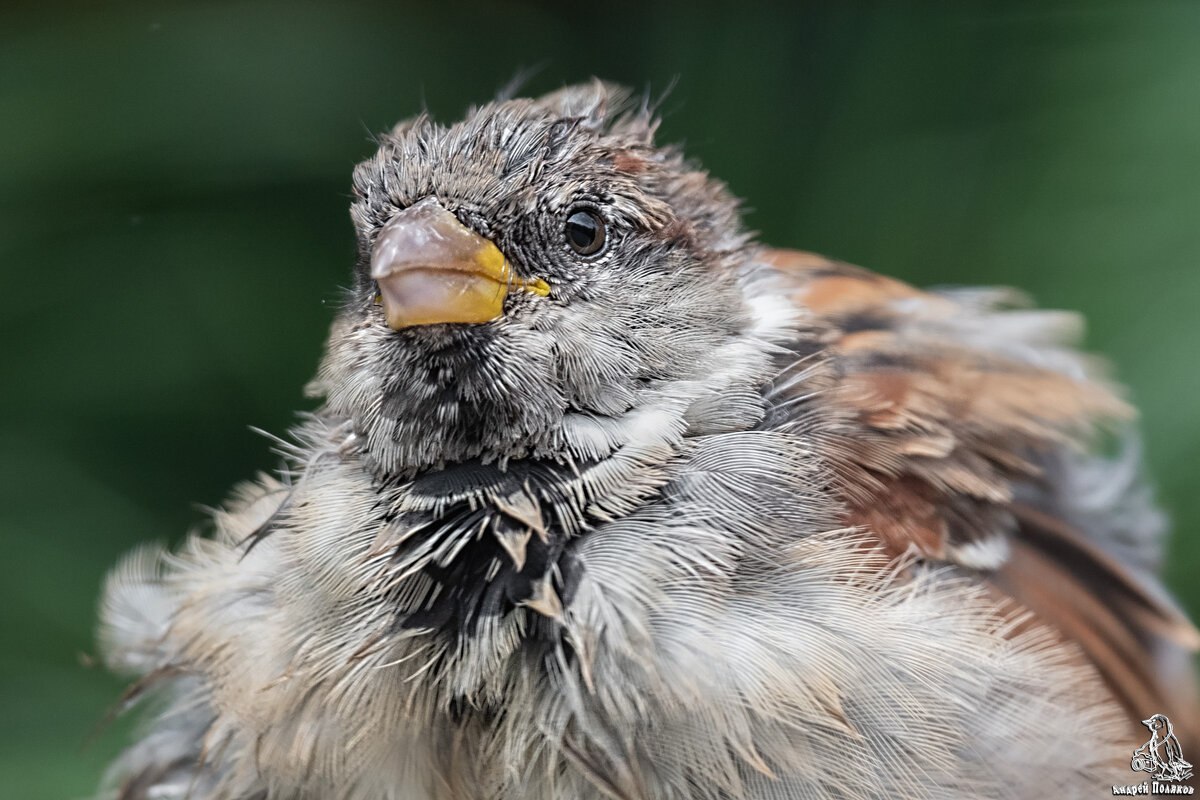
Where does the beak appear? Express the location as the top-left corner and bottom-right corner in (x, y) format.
(369, 197), (548, 329)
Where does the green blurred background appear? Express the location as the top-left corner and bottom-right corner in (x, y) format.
(3, 1), (1199, 796)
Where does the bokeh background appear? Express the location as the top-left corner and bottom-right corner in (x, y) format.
(3, 1), (1199, 796)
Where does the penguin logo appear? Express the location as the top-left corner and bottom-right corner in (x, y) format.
(1131, 714), (1193, 782)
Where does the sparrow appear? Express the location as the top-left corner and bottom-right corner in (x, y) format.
(97, 81), (1199, 800)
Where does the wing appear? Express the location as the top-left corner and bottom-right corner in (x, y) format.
(761, 248), (1199, 739)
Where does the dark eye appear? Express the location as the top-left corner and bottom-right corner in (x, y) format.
(564, 208), (607, 256)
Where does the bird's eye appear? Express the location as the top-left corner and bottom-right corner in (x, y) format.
(564, 208), (607, 256)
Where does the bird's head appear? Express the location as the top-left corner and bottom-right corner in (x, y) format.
(1143, 714), (1171, 736)
(312, 82), (787, 478)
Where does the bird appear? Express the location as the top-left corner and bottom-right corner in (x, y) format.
(1132, 714), (1193, 782)
(96, 80), (1199, 800)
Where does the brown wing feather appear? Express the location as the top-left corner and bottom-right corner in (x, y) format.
(998, 505), (1200, 741)
(762, 248), (1199, 738)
